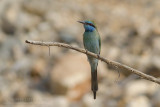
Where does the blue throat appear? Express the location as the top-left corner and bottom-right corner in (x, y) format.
(84, 25), (95, 32)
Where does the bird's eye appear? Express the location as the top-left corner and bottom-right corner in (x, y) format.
(86, 23), (95, 28)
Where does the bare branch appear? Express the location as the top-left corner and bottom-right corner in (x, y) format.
(25, 40), (160, 85)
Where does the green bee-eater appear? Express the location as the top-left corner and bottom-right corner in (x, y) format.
(78, 20), (101, 99)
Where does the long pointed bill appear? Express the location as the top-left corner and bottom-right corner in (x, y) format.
(77, 21), (85, 24)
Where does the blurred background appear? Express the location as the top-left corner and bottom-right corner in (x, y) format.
(0, 0), (160, 107)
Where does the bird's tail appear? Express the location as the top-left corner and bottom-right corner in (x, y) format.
(91, 68), (98, 99)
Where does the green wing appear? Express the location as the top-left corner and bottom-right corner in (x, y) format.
(98, 35), (101, 54)
(96, 31), (101, 55)
(89, 20), (101, 54)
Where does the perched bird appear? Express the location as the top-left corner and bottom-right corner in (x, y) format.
(78, 20), (101, 99)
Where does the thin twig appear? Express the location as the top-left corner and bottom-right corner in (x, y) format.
(25, 40), (160, 85)
(114, 65), (120, 83)
(48, 46), (50, 56)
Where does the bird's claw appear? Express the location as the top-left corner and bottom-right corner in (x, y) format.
(97, 54), (100, 59)
(85, 49), (88, 54)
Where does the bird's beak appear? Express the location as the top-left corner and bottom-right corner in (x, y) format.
(77, 21), (85, 24)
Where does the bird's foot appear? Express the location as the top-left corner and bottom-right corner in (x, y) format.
(97, 54), (100, 59)
(85, 49), (88, 54)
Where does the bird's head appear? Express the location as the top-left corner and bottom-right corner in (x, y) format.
(78, 20), (97, 32)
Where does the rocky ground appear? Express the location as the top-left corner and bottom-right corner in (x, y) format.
(0, 0), (160, 107)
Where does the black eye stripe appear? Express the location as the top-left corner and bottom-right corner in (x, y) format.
(86, 23), (96, 28)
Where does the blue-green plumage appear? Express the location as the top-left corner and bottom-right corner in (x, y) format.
(78, 20), (101, 99)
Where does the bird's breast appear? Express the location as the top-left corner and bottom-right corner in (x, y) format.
(83, 31), (100, 54)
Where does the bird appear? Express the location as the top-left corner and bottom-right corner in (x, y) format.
(78, 20), (101, 99)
